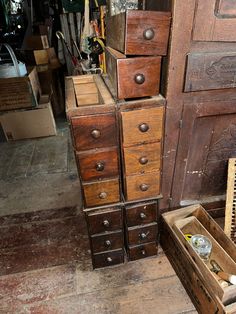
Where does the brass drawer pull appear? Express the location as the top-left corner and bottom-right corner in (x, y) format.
(140, 212), (147, 219)
(134, 73), (145, 85)
(141, 249), (146, 256)
(103, 219), (110, 227)
(140, 183), (149, 191)
(139, 156), (148, 165)
(139, 123), (149, 132)
(99, 192), (107, 199)
(143, 28), (155, 40)
(107, 257), (113, 263)
(96, 162), (105, 171)
(105, 240), (111, 247)
(91, 129), (101, 139)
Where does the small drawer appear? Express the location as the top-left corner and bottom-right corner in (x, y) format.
(127, 222), (158, 245)
(83, 178), (120, 207)
(106, 47), (161, 99)
(93, 249), (124, 269)
(87, 208), (122, 235)
(123, 142), (161, 175)
(125, 171), (160, 201)
(77, 147), (119, 181)
(128, 242), (158, 261)
(91, 231), (123, 253)
(121, 106), (164, 147)
(126, 202), (157, 227)
(71, 113), (117, 151)
(106, 10), (171, 56)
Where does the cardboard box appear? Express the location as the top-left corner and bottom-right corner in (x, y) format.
(0, 95), (57, 141)
(0, 67), (41, 111)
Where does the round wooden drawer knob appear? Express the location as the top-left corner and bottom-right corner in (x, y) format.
(141, 249), (146, 256)
(143, 28), (155, 40)
(140, 183), (149, 192)
(134, 73), (145, 85)
(96, 162), (105, 171)
(139, 123), (149, 132)
(105, 240), (111, 247)
(139, 156), (148, 165)
(103, 219), (110, 227)
(140, 212), (147, 219)
(140, 232), (147, 239)
(107, 257), (113, 263)
(91, 129), (101, 139)
(99, 192), (107, 199)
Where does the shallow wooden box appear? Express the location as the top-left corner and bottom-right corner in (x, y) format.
(106, 10), (171, 56)
(161, 205), (236, 314)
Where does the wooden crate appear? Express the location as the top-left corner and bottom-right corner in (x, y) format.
(161, 205), (236, 314)
(0, 67), (41, 111)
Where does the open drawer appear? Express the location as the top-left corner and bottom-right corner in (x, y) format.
(161, 204), (236, 314)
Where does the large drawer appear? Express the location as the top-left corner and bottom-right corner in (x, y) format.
(92, 249), (124, 269)
(121, 106), (164, 147)
(83, 178), (120, 207)
(128, 242), (158, 261)
(87, 207), (123, 235)
(71, 113), (117, 151)
(106, 10), (171, 56)
(123, 142), (161, 175)
(77, 147), (119, 181)
(127, 222), (158, 245)
(125, 201), (157, 227)
(105, 47), (161, 99)
(91, 230), (123, 253)
(125, 171), (160, 201)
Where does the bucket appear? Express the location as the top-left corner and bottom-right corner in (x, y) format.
(0, 44), (27, 78)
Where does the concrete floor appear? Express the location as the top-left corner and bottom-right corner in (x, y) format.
(0, 121), (197, 314)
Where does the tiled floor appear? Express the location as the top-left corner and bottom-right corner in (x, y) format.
(0, 121), (197, 314)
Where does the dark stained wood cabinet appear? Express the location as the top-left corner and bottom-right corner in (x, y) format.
(158, 0), (236, 211)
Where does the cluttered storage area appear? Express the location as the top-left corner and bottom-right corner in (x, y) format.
(0, 0), (236, 313)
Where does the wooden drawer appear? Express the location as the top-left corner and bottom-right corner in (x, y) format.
(105, 47), (161, 99)
(92, 249), (124, 269)
(91, 230), (123, 253)
(125, 202), (157, 227)
(161, 205), (236, 314)
(128, 242), (158, 261)
(123, 142), (161, 175)
(83, 178), (120, 207)
(121, 106), (164, 147)
(107, 10), (171, 56)
(71, 113), (117, 151)
(77, 147), (119, 181)
(127, 222), (158, 245)
(125, 171), (160, 201)
(87, 207), (122, 235)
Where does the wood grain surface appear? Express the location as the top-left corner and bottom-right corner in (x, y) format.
(125, 201), (157, 227)
(128, 242), (158, 261)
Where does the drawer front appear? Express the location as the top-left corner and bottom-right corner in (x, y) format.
(117, 56), (161, 99)
(125, 11), (171, 56)
(71, 113), (117, 151)
(77, 147), (119, 181)
(123, 142), (161, 175)
(127, 223), (158, 245)
(121, 107), (164, 147)
(91, 231), (123, 253)
(128, 242), (158, 261)
(125, 171), (160, 201)
(126, 202), (157, 227)
(83, 178), (120, 207)
(87, 208), (122, 235)
(93, 249), (124, 269)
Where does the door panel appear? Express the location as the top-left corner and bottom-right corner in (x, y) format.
(193, 0), (236, 41)
(172, 100), (236, 205)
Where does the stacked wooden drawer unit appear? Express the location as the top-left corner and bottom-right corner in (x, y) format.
(105, 10), (171, 263)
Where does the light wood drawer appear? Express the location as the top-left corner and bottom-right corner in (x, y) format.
(83, 178), (120, 207)
(125, 171), (160, 201)
(121, 106), (164, 147)
(123, 142), (161, 175)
